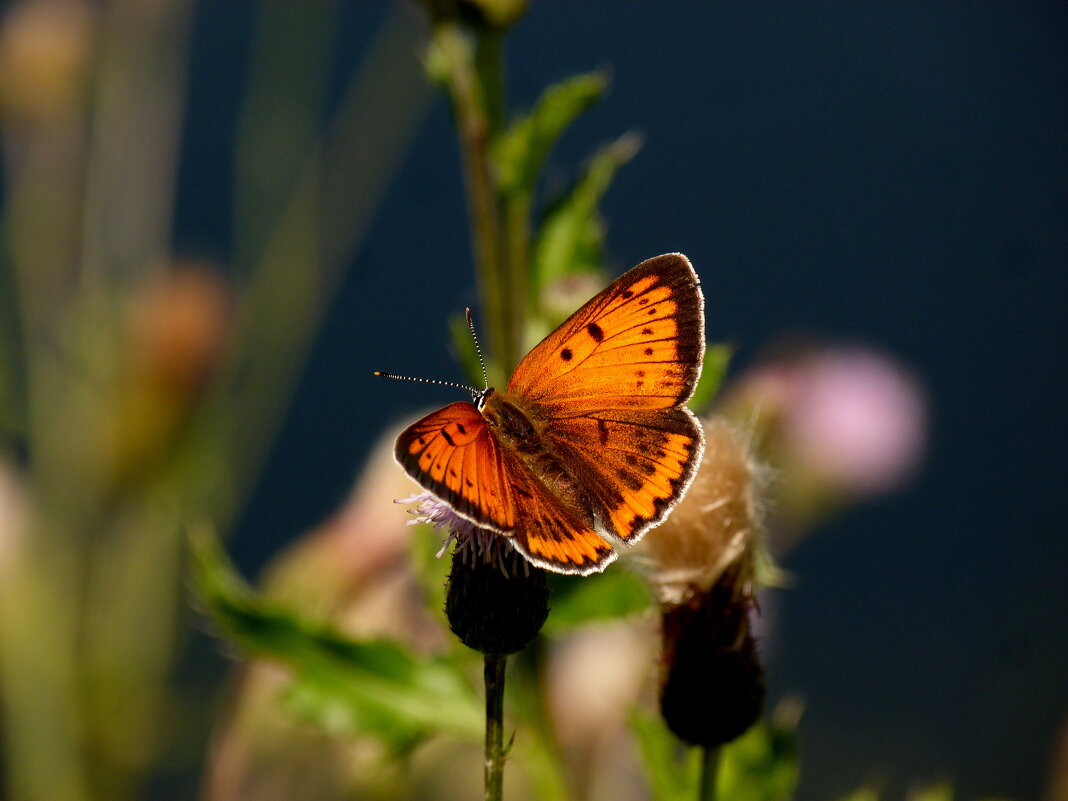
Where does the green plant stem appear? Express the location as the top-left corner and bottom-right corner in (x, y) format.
(484, 654), (508, 801)
(476, 28), (528, 363)
(503, 192), (530, 335)
(432, 22), (518, 376)
(699, 746), (719, 801)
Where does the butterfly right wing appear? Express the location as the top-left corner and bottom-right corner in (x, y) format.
(395, 401), (516, 531)
(395, 401), (615, 574)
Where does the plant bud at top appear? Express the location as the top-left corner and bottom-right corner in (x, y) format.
(0, 0), (93, 124)
(445, 538), (549, 656)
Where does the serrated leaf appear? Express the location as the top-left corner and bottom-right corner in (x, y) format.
(543, 567), (652, 634)
(189, 526), (482, 747)
(531, 132), (642, 294)
(492, 72), (607, 197)
(688, 343), (733, 413)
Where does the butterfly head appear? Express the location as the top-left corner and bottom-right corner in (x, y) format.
(473, 385), (494, 411)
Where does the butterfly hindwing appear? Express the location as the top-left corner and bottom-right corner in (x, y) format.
(508, 253), (704, 414)
(543, 407), (704, 542)
(501, 451), (617, 574)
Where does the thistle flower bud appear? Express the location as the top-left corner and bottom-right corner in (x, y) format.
(633, 415), (768, 746)
(402, 493), (550, 655)
(659, 564), (765, 748)
(445, 538), (549, 656)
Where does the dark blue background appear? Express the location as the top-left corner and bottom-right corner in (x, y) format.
(177, 3), (1068, 799)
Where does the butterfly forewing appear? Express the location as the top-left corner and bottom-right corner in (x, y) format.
(394, 401), (515, 531)
(395, 402), (616, 574)
(508, 253), (704, 413)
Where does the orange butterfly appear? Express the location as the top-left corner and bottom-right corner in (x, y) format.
(387, 253), (705, 575)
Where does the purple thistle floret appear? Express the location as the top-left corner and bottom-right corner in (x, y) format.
(396, 492), (527, 576)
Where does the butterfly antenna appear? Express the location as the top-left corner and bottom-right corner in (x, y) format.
(465, 307), (490, 391)
(373, 371), (479, 394)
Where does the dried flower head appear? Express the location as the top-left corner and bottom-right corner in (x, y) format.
(632, 415), (767, 605)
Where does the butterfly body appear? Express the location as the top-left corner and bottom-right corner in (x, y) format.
(393, 254), (706, 575)
(479, 388), (596, 526)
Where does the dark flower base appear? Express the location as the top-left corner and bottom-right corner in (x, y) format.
(446, 545), (550, 656)
(659, 577), (766, 748)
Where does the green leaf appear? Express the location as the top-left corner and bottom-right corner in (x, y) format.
(631, 704), (800, 801)
(630, 709), (701, 801)
(543, 567), (652, 634)
(836, 789), (881, 801)
(188, 526), (482, 747)
(688, 343), (733, 413)
(531, 132), (642, 296)
(407, 522), (452, 626)
(907, 784), (954, 801)
(716, 714), (800, 801)
(492, 72), (608, 197)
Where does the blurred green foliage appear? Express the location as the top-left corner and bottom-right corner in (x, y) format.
(190, 526), (483, 748)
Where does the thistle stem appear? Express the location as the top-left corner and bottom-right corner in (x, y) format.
(698, 746), (719, 801)
(432, 22), (517, 376)
(484, 654), (508, 801)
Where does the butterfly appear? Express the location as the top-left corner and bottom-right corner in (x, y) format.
(386, 253), (705, 575)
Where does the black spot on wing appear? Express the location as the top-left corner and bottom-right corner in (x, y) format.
(617, 469), (645, 492)
(587, 322), (604, 342)
(561, 348), (573, 361)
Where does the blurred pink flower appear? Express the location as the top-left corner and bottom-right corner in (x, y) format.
(782, 348), (926, 496)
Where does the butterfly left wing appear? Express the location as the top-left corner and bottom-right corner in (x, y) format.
(394, 401), (516, 532)
(394, 401), (616, 574)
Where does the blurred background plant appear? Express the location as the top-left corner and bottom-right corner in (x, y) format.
(1, 2), (1065, 801)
